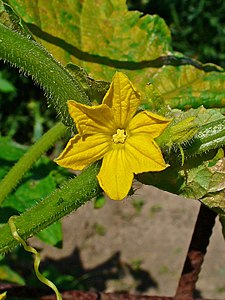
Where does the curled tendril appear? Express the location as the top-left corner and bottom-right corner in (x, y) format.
(8, 216), (62, 300)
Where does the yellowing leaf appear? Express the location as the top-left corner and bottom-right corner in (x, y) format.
(6, 0), (170, 65)
(5, 0), (225, 110)
(151, 65), (225, 110)
(4, 0), (83, 64)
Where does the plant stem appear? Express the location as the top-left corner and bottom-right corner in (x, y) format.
(0, 122), (67, 205)
(0, 23), (90, 126)
(0, 162), (101, 254)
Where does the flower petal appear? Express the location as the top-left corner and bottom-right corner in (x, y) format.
(128, 111), (171, 138)
(125, 134), (169, 173)
(68, 100), (115, 135)
(102, 72), (140, 128)
(97, 147), (133, 200)
(55, 133), (110, 170)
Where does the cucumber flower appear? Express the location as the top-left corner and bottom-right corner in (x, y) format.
(55, 72), (171, 200)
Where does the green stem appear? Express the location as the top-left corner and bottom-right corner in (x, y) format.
(0, 23), (90, 125)
(184, 118), (225, 156)
(0, 122), (67, 205)
(0, 163), (101, 254)
(157, 118), (225, 159)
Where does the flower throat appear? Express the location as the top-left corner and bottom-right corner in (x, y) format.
(112, 129), (127, 144)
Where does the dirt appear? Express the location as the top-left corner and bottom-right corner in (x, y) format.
(31, 184), (225, 299)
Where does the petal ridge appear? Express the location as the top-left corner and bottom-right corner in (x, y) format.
(97, 147), (133, 200)
(68, 100), (115, 135)
(128, 111), (171, 137)
(102, 72), (140, 128)
(55, 133), (110, 170)
(125, 134), (168, 173)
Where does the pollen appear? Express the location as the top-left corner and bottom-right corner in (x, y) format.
(112, 129), (127, 144)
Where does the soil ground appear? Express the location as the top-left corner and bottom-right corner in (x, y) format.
(31, 184), (225, 299)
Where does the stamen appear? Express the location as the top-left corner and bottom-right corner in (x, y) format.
(112, 129), (127, 144)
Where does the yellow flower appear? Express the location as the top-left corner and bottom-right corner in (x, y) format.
(55, 72), (171, 200)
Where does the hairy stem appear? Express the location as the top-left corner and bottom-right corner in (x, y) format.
(0, 122), (67, 205)
(0, 163), (101, 254)
(157, 118), (225, 158)
(0, 23), (90, 125)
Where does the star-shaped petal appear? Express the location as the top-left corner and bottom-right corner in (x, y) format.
(55, 72), (171, 200)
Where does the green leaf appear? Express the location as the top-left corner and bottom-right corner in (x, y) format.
(0, 162), (101, 254)
(0, 72), (16, 93)
(0, 138), (70, 246)
(3, 167), (57, 212)
(0, 264), (25, 285)
(0, 137), (26, 162)
(180, 163), (223, 200)
(1, 159), (68, 246)
(180, 149), (225, 213)
(36, 221), (62, 248)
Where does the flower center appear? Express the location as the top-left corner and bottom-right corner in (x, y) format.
(112, 129), (127, 144)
